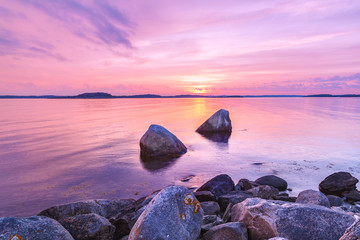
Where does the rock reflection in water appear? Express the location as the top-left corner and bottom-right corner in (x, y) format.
(198, 131), (232, 143)
(140, 153), (180, 172)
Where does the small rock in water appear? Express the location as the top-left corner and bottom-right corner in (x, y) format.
(0, 216), (74, 240)
(196, 109), (232, 133)
(181, 175), (195, 182)
(255, 175), (288, 191)
(295, 189), (330, 208)
(128, 185), (203, 240)
(140, 124), (187, 158)
(197, 174), (235, 197)
(319, 172), (358, 196)
(252, 162), (263, 165)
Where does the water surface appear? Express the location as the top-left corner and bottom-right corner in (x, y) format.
(0, 98), (360, 217)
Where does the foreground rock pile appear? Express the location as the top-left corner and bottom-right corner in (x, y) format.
(2, 171), (360, 240)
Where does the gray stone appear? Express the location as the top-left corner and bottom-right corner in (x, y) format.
(200, 201), (220, 215)
(0, 216), (74, 240)
(196, 109), (232, 133)
(39, 199), (135, 221)
(222, 203), (233, 222)
(231, 198), (355, 240)
(319, 172), (358, 196)
(236, 178), (257, 191)
(139, 124), (187, 158)
(340, 218), (360, 240)
(344, 190), (360, 202)
(201, 216), (224, 234)
(197, 174), (235, 197)
(128, 185), (203, 240)
(60, 213), (115, 240)
(295, 189), (330, 208)
(327, 195), (344, 207)
(218, 191), (252, 211)
(255, 175), (288, 191)
(249, 185), (279, 200)
(203, 222), (248, 240)
(194, 191), (216, 202)
(203, 215), (218, 225)
(272, 195), (297, 202)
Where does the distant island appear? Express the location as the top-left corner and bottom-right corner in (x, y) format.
(0, 92), (359, 99)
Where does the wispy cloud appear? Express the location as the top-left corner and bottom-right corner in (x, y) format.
(18, 0), (135, 48)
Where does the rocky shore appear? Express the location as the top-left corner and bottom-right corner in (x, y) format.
(1, 172), (360, 240)
(2, 109), (360, 239)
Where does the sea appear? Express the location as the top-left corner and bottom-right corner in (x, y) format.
(0, 97), (359, 217)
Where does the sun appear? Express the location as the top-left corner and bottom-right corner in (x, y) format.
(191, 86), (211, 94)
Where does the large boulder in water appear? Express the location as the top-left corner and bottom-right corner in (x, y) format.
(231, 198), (355, 240)
(0, 216), (74, 240)
(140, 124), (187, 158)
(196, 109), (232, 133)
(128, 186), (203, 240)
(319, 172), (358, 196)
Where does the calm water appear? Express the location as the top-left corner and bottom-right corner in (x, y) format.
(0, 98), (360, 217)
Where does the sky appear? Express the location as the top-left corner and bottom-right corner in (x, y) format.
(1, 0), (360, 95)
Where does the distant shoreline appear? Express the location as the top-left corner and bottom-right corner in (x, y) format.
(0, 92), (359, 99)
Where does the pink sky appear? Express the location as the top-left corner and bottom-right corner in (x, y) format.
(1, 0), (360, 95)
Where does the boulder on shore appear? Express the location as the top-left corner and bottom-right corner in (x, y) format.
(128, 185), (203, 240)
(196, 109), (232, 133)
(197, 174), (235, 197)
(319, 172), (358, 196)
(59, 213), (115, 240)
(295, 189), (330, 208)
(203, 222), (248, 240)
(231, 198), (355, 240)
(140, 124), (187, 158)
(255, 175), (288, 191)
(39, 199), (135, 221)
(340, 219), (360, 240)
(0, 216), (74, 240)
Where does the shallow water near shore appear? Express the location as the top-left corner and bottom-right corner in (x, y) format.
(0, 97), (360, 217)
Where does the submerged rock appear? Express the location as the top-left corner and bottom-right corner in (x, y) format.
(197, 174), (235, 197)
(196, 109), (232, 133)
(0, 216), (74, 240)
(295, 189), (330, 208)
(128, 186), (203, 240)
(59, 213), (115, 240)
(319, 172), (358, 196)
(39, 199), (135, 221)
(140, 124), (187, 158)
(231, 198), (354, 240)
(255, 175), (288, 191)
